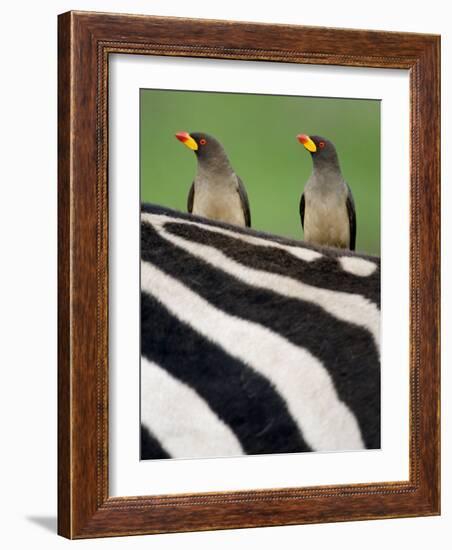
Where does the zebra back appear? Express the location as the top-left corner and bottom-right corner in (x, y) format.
(140, 204), (380, 460)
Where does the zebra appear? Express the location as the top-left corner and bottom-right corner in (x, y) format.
(140, 203), (380, 460)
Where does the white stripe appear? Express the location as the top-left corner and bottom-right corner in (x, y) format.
(141, 357), (243, 458)
(339, 256), (378, 277)
(151, 220), (380, 348)
(141, 262), (365, 452)
(142, 212), (322, 262)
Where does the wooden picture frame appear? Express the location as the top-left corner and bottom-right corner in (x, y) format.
(58, 10), (440, 539)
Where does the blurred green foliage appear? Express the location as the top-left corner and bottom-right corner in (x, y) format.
(141, 89), (380, 255)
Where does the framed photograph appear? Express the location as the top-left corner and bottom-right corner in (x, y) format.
(58, 11), (440, 538)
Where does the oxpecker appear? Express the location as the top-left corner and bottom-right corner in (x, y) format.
(297, 134), (356, 250)
(175, 131), (251, 228)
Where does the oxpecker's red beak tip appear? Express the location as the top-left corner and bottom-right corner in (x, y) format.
(175, 131), (190, 142)
(297, 134), (309, 144)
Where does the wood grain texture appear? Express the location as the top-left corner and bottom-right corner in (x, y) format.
(57, 10), (440, 539)
(57, 11), (72, 538)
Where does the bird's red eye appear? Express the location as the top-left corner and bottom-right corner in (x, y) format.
(199, 138), (207, 145)
(319, 141), (325, 149)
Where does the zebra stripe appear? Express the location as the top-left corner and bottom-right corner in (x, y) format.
(140, 425), (170, 460)
(141, 357), (244, 458)
(143, 211), (379, 303)
(339, 256), (378, 277)
(141, 292), (310, 455)
(141, 203), (326, 257)
(141, 261), (365, 452)
(166, 222), (380, 307)
(140, 204), (381, 459)
(149, 216), (380, 344)
(141, 221), (380, 450)
(142, 211), (322, 262)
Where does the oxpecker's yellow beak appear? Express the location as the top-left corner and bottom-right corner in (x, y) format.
(297, 134), (317, 153)
(175, 131), (198, 151)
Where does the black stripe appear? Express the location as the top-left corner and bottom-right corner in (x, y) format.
(140, 425), (171, 460)
(141, 203), (380, 262)
(166, 222), (380, 307)
(141, 292), (310, 456)
(141, 222), (381, 449)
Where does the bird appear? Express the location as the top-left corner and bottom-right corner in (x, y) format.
(296, 134), (356, 250)
(175, 131), (251, 228)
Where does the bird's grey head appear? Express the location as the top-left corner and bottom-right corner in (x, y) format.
(296, 134), (341, 172)
(175, 131), (232, 173)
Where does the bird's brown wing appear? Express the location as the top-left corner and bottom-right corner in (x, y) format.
(236, 176), (251, 227)
(187, 182), (195, 213)
(346, 187), (356, 251)
(299, 193), (305, 229)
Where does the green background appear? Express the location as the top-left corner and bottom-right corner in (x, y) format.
(140, 89), (380, 255)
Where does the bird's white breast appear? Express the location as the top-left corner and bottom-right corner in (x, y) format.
(193, 176), (246, 227)
(303, 189), (350, 249)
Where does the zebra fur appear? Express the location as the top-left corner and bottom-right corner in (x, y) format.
(140, 204), (380, 459)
